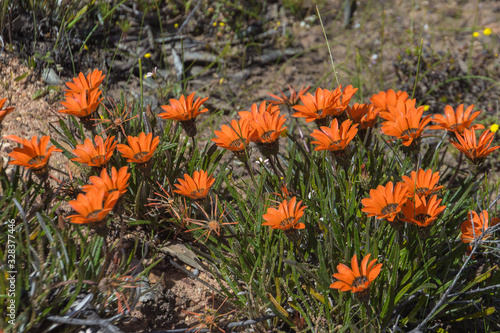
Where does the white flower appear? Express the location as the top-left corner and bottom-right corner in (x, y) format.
(256, 157), (269, 166)
(144, 67), (157, 78)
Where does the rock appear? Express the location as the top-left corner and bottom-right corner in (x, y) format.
(42, 67), (62, 85)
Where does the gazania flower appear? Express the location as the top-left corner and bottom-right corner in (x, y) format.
(173, 170), (215, 200)
(292, 85), (357, 125)
(370, 89), (411, 116)
(4, 135), (62, 176)
(117, 132), (160, 166)
(64, 69), (105, 97)
(310, 118), (358, 153)
(82, 166), (130, 198)
(158, 92), (209, 137)
(239, 101), (281, 123)
(430, 104), (484, 134)
(401, 169), (443, 198)
(330, 254), (382, 303)
(450, 128), (500, 165)
(401, 195), (446, 228)
(71, 135), (116, 168)
(248, 110), (287, 157)
(0, 98), (15, 127)
(361, 181), (408, 223)
(212, 119), (252, 159)
(59, 89), (103, 119)
(347, 103), (379, 129)
(461, 210), (500, 250)
(262, 197), (306, 240)
(380, 105), (432, 148)
(67, 187), (120, 224)
(268, 85), (310, 108)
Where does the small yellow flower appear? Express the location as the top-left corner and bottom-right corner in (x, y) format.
(219, 22), (225, 27)
(174, 23), (179, 28)
(219, 78), (224, 85)
(84, 44), (89, 51)
(423, 105), (430, 111)
(483, 28), (493, 36)
(213, 22), (217, 27)
(144, 53), (151, 59)
(490, 123), (499, 133)
(277, 21), (281, 26)
(472, 31), (480, 38)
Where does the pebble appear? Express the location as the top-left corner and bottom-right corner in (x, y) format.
(42, 68), (62, 85)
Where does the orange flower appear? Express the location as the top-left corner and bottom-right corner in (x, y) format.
(59, 89), (103, 118)
(71, 135), (116, 168)
(401, 195), (446, 227)
(249, 110), (287, 143)
(330, 254), (382, 301)
(310, 118), (358, 152)
(173, 170), (215, 200)
(64, 69), (105, 97)
(67, 187), (119, 224)
(262, 197), (306, 233)
(82, 166), (130, 198)
(158, 92), (209, 137)
(243, 108), (287, 157)
(450, 128), (500, 165)
(4, 135), (62, 175)
(401, 169), (443, 198)
(380, 105), (431, 147)
(212, 119), (252, 156)
(268, 85), (310, 108)
(0, 98), (15, 124)
(347, 103), (379, 129)
(370, 89), (411, 117)
(238, 101), (280, 122)
(159, 92), (209, 121)
(292, 85), (357, 124)
(461, 210), (500, 246)
(117, 132), (160, 165)
(361, 181), (408, 222)
(430, 104), (484, 134)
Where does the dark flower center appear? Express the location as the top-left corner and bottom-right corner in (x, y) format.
(353, 275), (369, 288)
(87, 209), (103, 220)
(262, 130), (275, 141)
(401, 128), (419, 137)
(415, 214), (431, 223)
(90, 155), (105, 165)
(415, 187), (429, 195)
(279, 217), (295, 229)
(381, 203), (399, 215)
(133, 151), (149, 161)
(190, 188), (206, 198)
(28, 155), (46, 165)
(229, 138), (244, 148)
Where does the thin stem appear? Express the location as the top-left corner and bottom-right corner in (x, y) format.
(317, 6), (340, 88)
(411, 39), (424, 100)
